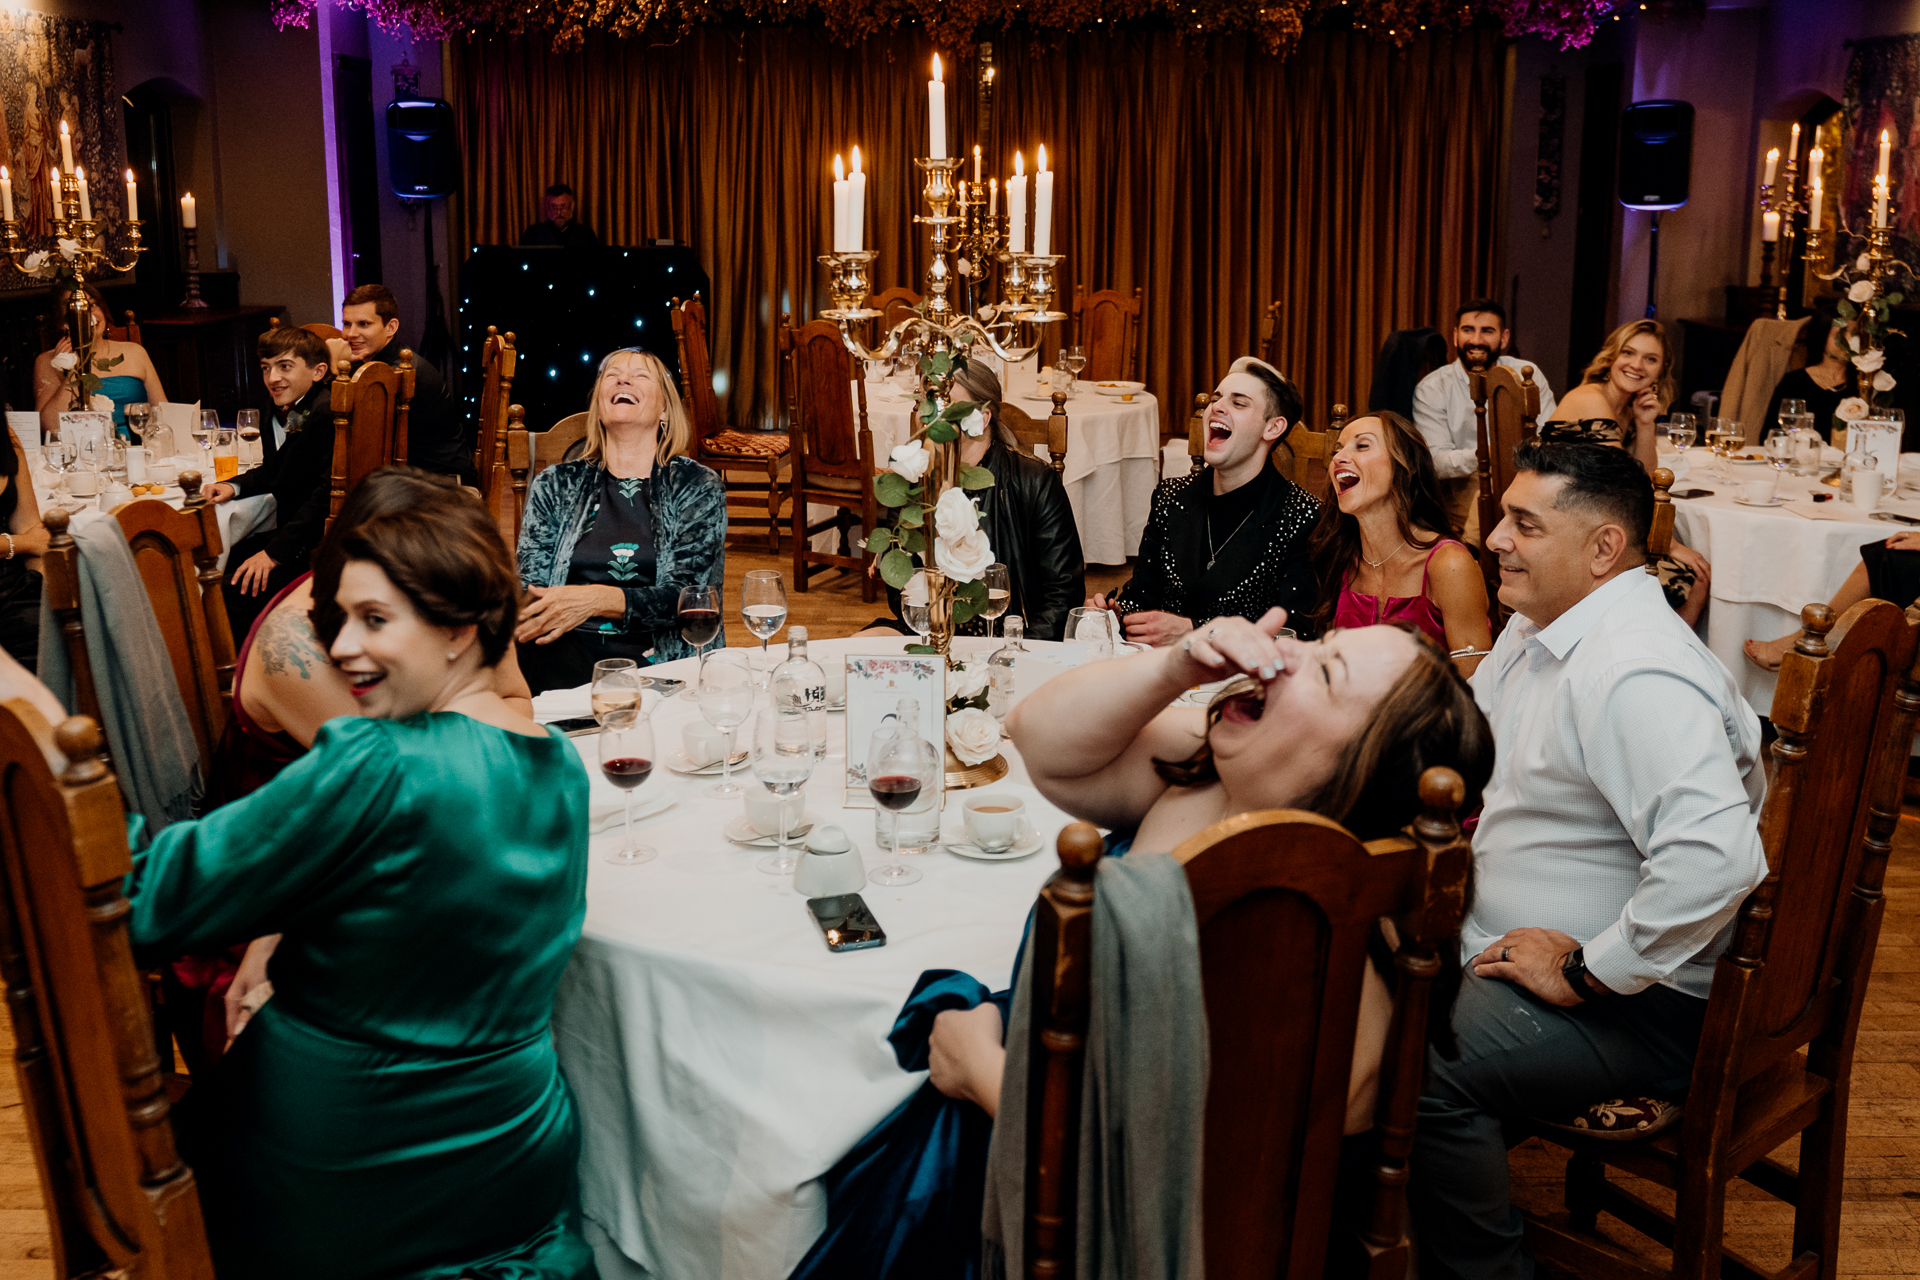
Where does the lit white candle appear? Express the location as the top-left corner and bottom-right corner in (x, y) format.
(973, 145), (981, 183)
(928, 56), (946, 160)
(1810, 176), (1824, 229)
(831, 153), (849, 252)
(47, 167), (59, 219)
(75, 167), (90, 221)
(989, 176), (997, 217)
(124, 168), (136, 219)
(1788, 122), (1800, 164)
(181, 190), (196, 229)
(1032, 145), (1055, 257)
(1879, 129), (1892, 183)
(1007, 152), (1027, 254)
(1761, 210), (1779, 242)
(1874, 177), (1889, 228)
(1762, 148), (1778, 187)
(849, 146), (866, 253)
(1, 168), (14, 223)
(58, 121), (73, 174)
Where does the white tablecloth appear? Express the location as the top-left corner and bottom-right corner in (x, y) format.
(547, 635), (1086, 1280)
(32, 454), (275, 573)
(1668, 448), (1907, 716)
(815, 384), (1163, 566)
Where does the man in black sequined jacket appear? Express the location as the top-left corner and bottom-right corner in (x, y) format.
(1092, 358), (1321, 641)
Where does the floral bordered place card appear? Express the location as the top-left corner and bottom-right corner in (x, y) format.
(844, 654), (943, 806)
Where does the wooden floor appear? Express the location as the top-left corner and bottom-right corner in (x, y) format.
(0, 536), (1913, 1274)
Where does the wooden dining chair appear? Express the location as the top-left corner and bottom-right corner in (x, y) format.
(998, 390), (1070, 480)
(671, 294), (790, 552)
(0, 701), (214, 1280)
(1521, 597), (1920, 1280)
(1020, 767), (1474, 1279)
(1272, 403), (1348, 500)
(780, 314), (877, 602)
(326, 354), (414, 528)
(501, 409), (591, 551)
(1069, 286), (1143, 384)
(105, 309), (141, 345)
(1470, 362), (1538, 605)
(475, 326), (518, 540)
(864, 286), (924, 335)
(1186, 392), (1213, 474)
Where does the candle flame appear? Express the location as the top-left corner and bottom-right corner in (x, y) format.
(1766, 148), (1778, 163)
(2, 168), (9, 181)
(1883, 129), (1891, 144)
(58, 121), (67, 136)
(1038, 144), (1048, 172)
(74, 166), (83, 179)
(833, 153), (844, 181)
(48, 167), (56, 181)
(851, 145), (862, 174)
(125, 168), (133, 182)
(990, 177), (997, 191)
(1013, 150), (1024, 176)
(932, 53), (942, 82)
(973, 144), (981, 159)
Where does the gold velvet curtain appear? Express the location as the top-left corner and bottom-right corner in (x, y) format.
(448, 25), (1506, 431)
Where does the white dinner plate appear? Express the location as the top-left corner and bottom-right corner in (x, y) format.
(665, 747), (751, 776)
(944, 821), (1043, 861)
(1093, 380), (1146, 396)
(1734, 496), (1788, 508)
(723, 814), (817, 847)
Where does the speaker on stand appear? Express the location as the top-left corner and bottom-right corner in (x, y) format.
(387, 98), (459, 379)
(1619, 100), (1694, 320)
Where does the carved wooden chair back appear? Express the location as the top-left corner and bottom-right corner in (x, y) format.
(670, 294), (725, 450)
(502, 411), (589, 554)
(1186, 392), (1212, 474)
(475, 326), (517, 514)
(1021, 768), (1473, 1280)
(1522, 599), (1920, 1280)
(1470, 363), (1536, 614)
(326, 356), (413, 529)
(998, 392), (1070, 479)
(104, 310), (141, 345)
(780, 315), (877, 601)
(672, 294), (790, 552)
(1272, 404), (1348, 499)
(1071, 286), (1143, 383)
(865, 287), (924, 336)
(0, 702), (214, 1279)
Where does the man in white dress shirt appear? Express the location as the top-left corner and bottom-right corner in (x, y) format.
(1411, 300), (1558, 546)
(1410, 441), (1768, 1280)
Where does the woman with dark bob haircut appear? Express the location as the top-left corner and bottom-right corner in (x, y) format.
(116, 486), (597, 1279)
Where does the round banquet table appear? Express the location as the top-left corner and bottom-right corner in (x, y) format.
(541, 634), (1086, 1280)
(30, 453), (275, 573)
(818, 381), (1163, 566)
(1665, 447), (1914, 717)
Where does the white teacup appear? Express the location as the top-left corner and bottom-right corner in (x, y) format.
(745, 788), (806, 837)
(683, 720), (729, 766)
(1852, 469), (1886, 513)
(67, 467), (99, 497)
(148, 460), (178, 486)
(962, 793), (1030, 852)
(822, 660), (847, 706)
(1741, 478), (1776, 504)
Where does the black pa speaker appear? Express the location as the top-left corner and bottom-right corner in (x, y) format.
(387, 98), (458, 199)
(1618, 100), (1693, 211)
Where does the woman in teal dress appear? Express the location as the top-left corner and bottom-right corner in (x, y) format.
(122, 488), (596, 1279)
(33, 285), (167, 440)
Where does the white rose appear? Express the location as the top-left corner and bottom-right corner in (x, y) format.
(1849, 332), (1863, 353)
(1854, 347), (1887, 372)
(933, 486), (979, 539)
(935, 527), (994, 581)
(945, 706), (1001, 765)
(1876, 371), (1898, 393)
(947, 660), (990, 703)
(50, 351), (76, 371)
(888, 438), (930, 483)
(1859, 254), (1874, 272)
(1837, 396), (1870, 422)
(56, 237), (79, 261)
(960, 407), (986, 437)
(1848, 280), (1876, 304)
(21, 250), (47, 273)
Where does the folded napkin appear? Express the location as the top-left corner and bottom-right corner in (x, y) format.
(532, 685), (592, 723)
(589, 794), (674, 834)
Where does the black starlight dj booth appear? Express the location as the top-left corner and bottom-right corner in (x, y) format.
(456, 245), (712, 434)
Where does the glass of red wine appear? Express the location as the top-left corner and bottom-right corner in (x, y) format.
(598, 714), (658, 865)
(677, 583), (722, 700)
(866, 698), (935, 887)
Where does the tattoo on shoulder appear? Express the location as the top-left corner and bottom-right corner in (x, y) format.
(258, 607), (329, 681)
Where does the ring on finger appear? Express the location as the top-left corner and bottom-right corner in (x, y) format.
(1500, 946), (1512, 963)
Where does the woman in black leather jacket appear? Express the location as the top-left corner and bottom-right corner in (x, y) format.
(870, 361), (1085, 641)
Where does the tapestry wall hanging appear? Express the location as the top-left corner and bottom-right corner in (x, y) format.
(0, 9), (121, 235)
(1844, 33), (1920, 252)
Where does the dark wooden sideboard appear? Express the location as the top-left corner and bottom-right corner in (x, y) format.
(140, 305), (287, 423)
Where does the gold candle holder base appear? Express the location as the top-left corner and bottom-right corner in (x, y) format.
(818, 250), (882, 320)
(1015, 253), (1068, 323)
(944, 747), (1010, 790)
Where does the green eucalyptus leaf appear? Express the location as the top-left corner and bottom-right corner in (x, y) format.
(879, 549), (916, 588)
(1838, 299), (1858, 320)
(897, 503), (924, 527)
(875, 471), (913, 507)
(927, 421), (959, 444)
(1891, 292), (1907, 307)
(956, 465), (996, 490)
(918, 398), (938, 424)
(940, 399), (978, 423)
(864, 528), (896, 553)
(901, 528), (927, 555)
(952, 597), (981, 626)
(905, 644), (939, 655)
(955, 578), (988, 603)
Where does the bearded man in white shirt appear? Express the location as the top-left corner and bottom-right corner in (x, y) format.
(1409, 441), (1767, 1280)
(1412, 300), (1558, 546)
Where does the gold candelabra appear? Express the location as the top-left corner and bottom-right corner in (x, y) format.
(3, 167), (145, 357)
(1757, 158), (1805, 321)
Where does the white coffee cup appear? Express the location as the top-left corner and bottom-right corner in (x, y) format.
(149, 460), (177, 486)
(67, 466), (98, 497)
(822, 660), (847, 706)
(744, 788), (806, 837)
(1853, 469), (1886, 513)
(1741, 477), (1776, 504)
(683, 720), (729, 766)
(962, 793), (1030, 852)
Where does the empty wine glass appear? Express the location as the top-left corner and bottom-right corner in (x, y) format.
(123, 401), (152, 443)
(1059, 345), (1087, 394)
(698, 650), (755, 798)
(750, 687), (820, 875)
(591, 660), (642, 728)
(1066, 605), (1115, 659)
(741, 569), (788, 659)
(981, 563), (1010, 639)
(678, 583), (722, 699)
(42, 438), (77, 502)
(901, 573), (932, 647)
(866, 698), (936, 887)
(1776, 398), (1805, 435)
(598, 713), (658, 865)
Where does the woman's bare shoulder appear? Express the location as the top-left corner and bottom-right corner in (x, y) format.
(1549, 383), (1610, 419)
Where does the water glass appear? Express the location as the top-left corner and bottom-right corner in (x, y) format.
(1776, 399), (1806, 434)
(750, 692), (819, 876)
(741, 568), (788, 657)
(1764, 430), (1792, 475)
(1666, 413), (1696, 453)
(598, 714), (658, 866)
(1066, 606), (1115, 659)
(697, 650), (755, 798)
(123, 401), (152, 443)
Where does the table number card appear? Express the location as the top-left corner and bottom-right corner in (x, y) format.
(56, 412), (110, 451)
(843, 654), (943, 805)
(1851, 418), (1901, 485)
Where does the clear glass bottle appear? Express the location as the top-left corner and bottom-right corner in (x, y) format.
(988, 615), (1026, 720)
(772, 626), (829, 758)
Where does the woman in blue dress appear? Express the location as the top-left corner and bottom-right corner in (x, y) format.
(33, 284), (167, 440)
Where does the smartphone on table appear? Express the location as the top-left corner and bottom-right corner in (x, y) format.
(807, 894), (887, 952)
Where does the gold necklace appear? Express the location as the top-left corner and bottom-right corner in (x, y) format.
(1360, 540), (1407, 569)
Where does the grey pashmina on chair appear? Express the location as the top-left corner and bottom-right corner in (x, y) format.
(982, 851), (1208, 1280)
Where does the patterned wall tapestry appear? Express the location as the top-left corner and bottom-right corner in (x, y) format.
(1844, 34), (1920, 251)
(0, 9), (121, 234)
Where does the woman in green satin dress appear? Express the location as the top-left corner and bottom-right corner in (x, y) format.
(124, 488), (597, 1279)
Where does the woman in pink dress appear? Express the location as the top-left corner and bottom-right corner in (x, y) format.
(1310, 410), (1492, 676)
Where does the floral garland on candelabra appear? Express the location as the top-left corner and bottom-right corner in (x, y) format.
(1831, 255), (1904, 426)
(23, 238), (127, 413)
